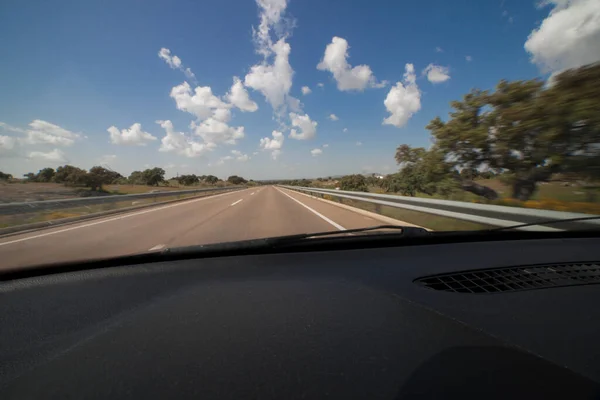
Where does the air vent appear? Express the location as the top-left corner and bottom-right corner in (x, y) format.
(415, 263), (600, 293)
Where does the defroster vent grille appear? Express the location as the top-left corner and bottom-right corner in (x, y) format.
(415, 263), (600, 293)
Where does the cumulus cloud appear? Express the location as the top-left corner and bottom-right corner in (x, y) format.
(466, 55), (473, 62)
(383, 64), (421, 128)
(328, 113), (339, 121)
(301, 86), (311, 95)
(524, 0), (600, 75)
(0, 135), (18, 157)
(322, 144), (329, 148)
(317, 37), (384, 91)
(289, 113), (317, 140)
(356, 141), (362, 146)
(435, 46), (444, 53)
(310, 148), (322, 156)
(423, 64), (451, 83)
(171, 82), (230, 121)
(108, 123), (157, 146)
(157, 120), (215, 157)
(245, 38), (294, 112)
(1, 120), (82, 147)
(191, 118), (245, 146)
(260, 130), (284, 159)
(158, 48), (196, 81)
(28, 148), (68, 163)
(343, 128), (348, 132)
(231, 149), (250, 162)
(225, 76), (258, 112)
(317, 82), (324, 88)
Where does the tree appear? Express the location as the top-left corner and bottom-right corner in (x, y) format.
(0, 171), (12, 181)
(84, 166), (122, 191)
(35, 168), (55, 182)
(227, 175), (247, 185)
(426, 63), (600, 201)
(339, 174), (368, 192)
(203, 175), (219, 184)
(54, 165), (88, 186)
(128, 171), (144, 185)
(142, 168), (166, 186)
(23, 173), (37, 181)
(177, 174), (200, 186)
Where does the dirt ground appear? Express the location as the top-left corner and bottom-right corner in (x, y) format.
(0, 182), (181, 203)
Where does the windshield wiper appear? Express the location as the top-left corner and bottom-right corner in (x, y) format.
(490, 216), (600, 231)
(288, 224), (430, 239)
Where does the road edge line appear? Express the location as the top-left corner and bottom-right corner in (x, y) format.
(275, 187), (346, 231)
(0, 189), (247, 246)
(279, 187), (428, 230)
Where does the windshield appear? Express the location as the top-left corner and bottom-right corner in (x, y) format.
(1, 0), (599, 269)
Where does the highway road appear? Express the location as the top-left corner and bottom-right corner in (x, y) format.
(0, 186), (399, 270)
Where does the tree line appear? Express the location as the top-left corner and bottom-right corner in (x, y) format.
(387, 62), (600, 201)
(7, 165), (250, 191)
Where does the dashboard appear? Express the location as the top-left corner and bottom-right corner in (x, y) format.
(2, 236), (600, 399)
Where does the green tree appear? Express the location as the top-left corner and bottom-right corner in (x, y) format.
(203, 175), (219, 184)
(227, 175), (247, 185)
(36, 168), (55, 182)
(0, 171), (12, 181)
(177, 174), (200, 186)
(54, 165), (88, 186)
(23, 172), (37, 181)
(426, 63), (600, 201)
(141, 168), (166, 186)
(84, 166), (122, 191)
(128, 171), (144, 184)
(339, 174), (368, 192)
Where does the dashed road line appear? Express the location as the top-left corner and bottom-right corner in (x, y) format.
(231, 199), (243, 206)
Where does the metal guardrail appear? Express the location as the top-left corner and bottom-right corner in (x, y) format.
(0, 186), (246, 216)
(280, 185), (600, 231)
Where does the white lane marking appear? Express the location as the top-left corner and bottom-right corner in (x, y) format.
(250, 192), (255, 196)
(0, 189), (247, 247)
(149, 244), (165, 251)
(231, 199), (243, 206)
(275, 187), (346, 231)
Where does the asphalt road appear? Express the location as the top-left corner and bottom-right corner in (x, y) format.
(0, 186), (393, 270)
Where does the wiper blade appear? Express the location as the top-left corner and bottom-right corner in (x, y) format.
(161, 225), (430, 255)
(291, 224), (430, 239)
(490, 216), (600, 231)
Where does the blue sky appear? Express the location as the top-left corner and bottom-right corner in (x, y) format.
(1, 0), (598, 179)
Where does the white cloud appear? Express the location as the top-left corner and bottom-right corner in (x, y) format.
(383, 64), (421, 128)
(343, 128), (348, 132)
(0, 120), (81, 147)
(322, 144), (329, 148)
(253, 151), (259, 155)
(289, 112), (317, 140)
(0, 135), (18, 156)
(260, 130), (284, 150)
(310, 148), (322, 157)
(328, 113), (339, 121)
(108, 123), (157, 146)
(28, 148), (68, 163)
(524, 0), (600, 75)
(231, 149), (250, 162)
(317, 82), (324, 87)
(157, 120), (215, 157)
(158, 48), (196, 81)
(254, 0), (289, 55)
(245, 38), (294, 112)
(423, 64), (451, 83)
(435, 46), (444, 53)
(225, 76), (258, 112)
(270, 149), (282, 160)
(466, 55), (473, 62)
(301, 86), (312, 95)
(170, 82), (230, 121)
(317, 36), (384, 91)
(215, 155), (234, 166)
(260, 130), (284, 160)
(191, 118), (245, 146)
(356, 141), (362, 146)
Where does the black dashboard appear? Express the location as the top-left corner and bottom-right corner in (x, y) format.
(2, 236), (600, 399)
